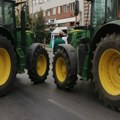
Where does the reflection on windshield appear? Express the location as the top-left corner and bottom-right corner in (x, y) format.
(0, 1), (3, 24)
(92, 0), (105, 27)
(0, 2), (13, 25)
(106, 0), (117, 21)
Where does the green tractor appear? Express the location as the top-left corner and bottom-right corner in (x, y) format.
(0, 0), (49, 96)
(67, 29), (90, 48)
(53, 0), (120, 111)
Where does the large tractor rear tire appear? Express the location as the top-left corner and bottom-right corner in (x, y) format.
(0, 35), (16, 96)
(53, 48), (77, 90)
(28, 46), (49, 84)
(93, 33), (120, 111)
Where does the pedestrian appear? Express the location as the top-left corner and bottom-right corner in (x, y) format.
(53, 32), (65, 54)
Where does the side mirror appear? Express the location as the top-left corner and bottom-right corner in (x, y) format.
(74, 0), (79, 16)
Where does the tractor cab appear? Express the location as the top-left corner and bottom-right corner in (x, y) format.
(15, 1), (35, 48)
(0, 0), (32, 49)
(84, 0), (120, 32)
(75, 0), (120, 31)
(74, 0), (120, 39)
(91, 0), (119, 28)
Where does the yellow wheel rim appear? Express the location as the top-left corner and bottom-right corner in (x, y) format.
(36, 54), (47, 76)
(0, 48), (11, 86)
(56, 57), (67, 82)
(99, 49), (120, 96)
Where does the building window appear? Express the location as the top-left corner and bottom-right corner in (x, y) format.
(70, 22), (74, 26)
(70, 3), (74, 11)
(52, 8), (56, 15)
(63, 5), (67, 13)
(58, 6), (61, 14)
(58, 23), (66, 27)
(47, 9), (50, 16)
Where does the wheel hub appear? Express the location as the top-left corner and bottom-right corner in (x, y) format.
(56, 57), (67, 82)
(36, 54), (47, 76)
(0, 48), (11, 86)
(99, 49), (120, 96)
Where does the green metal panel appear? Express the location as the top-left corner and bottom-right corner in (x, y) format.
(26, 30), (34, 47)
(67, 29), (91, 80)
(16, 48), (25, 73)
(17, 30), (34, 47)
(81, 54), (89, 80)
(16, 30), (34, 73)
(17, 31), (21, 47)
(69, 29), (90, 48)
(81, 46), (91, 81)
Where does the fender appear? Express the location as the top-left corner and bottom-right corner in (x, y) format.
(26, 43), (44, 69)
(58, 44), (77, 74)
(0, 26), (16, 49)
(92, 20), (120, 46)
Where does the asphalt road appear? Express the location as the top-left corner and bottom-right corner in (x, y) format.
(0, 51), (120, 120)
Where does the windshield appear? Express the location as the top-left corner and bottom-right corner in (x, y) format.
(0, 1), (14, 25)
(106, 0), (117, 21)
(91, 0), (119, 29)
(91, 0), (105, 28)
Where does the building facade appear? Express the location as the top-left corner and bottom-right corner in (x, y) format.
(29, 0), (90, 30)
(27, 0), (89, 30)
